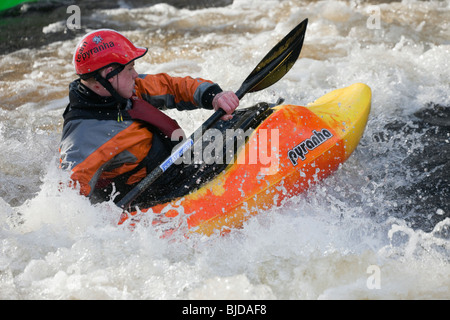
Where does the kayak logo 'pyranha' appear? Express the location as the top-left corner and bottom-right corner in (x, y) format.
(288, 129), (333, 166)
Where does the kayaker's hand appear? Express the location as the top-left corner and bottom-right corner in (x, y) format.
(212, 91), (239, 121)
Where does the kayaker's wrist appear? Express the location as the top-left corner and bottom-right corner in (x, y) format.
(201, 84), (223, 109)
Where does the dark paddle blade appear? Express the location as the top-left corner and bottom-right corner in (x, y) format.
(236, 18), (308, 99)
(206, 19), (308, 127)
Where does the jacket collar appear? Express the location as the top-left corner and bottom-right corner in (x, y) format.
(68, 79), (128, 110)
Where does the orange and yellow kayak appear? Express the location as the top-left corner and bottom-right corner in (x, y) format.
(119, 83), (372, 236)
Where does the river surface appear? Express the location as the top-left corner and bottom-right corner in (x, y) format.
(0, 0), (449, 299)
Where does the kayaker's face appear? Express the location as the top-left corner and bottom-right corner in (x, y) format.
(106, 62), (139, 99)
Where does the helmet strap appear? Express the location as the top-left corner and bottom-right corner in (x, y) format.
(94, 69), (128, 106)
(105, 65), (125, 80)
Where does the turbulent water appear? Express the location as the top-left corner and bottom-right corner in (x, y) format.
(1, 0), (449, 300)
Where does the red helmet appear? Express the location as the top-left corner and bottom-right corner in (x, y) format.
(73, 29), (147, 77)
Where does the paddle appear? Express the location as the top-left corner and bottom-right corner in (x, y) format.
(117, 18), (308, 210)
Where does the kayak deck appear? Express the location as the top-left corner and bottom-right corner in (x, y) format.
(125, 102), (276, 208)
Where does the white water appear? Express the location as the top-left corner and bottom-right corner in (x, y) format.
(1, 0), (449, 299)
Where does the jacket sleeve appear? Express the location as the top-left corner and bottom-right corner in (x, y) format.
(134, 73), (223, 111)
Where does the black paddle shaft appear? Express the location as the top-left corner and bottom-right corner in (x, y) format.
(117, 18), (308, 210)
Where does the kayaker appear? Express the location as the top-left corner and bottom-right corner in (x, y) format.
(59, 29), (239, 204)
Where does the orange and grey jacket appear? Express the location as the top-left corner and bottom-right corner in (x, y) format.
(59, 73), (222, 199)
